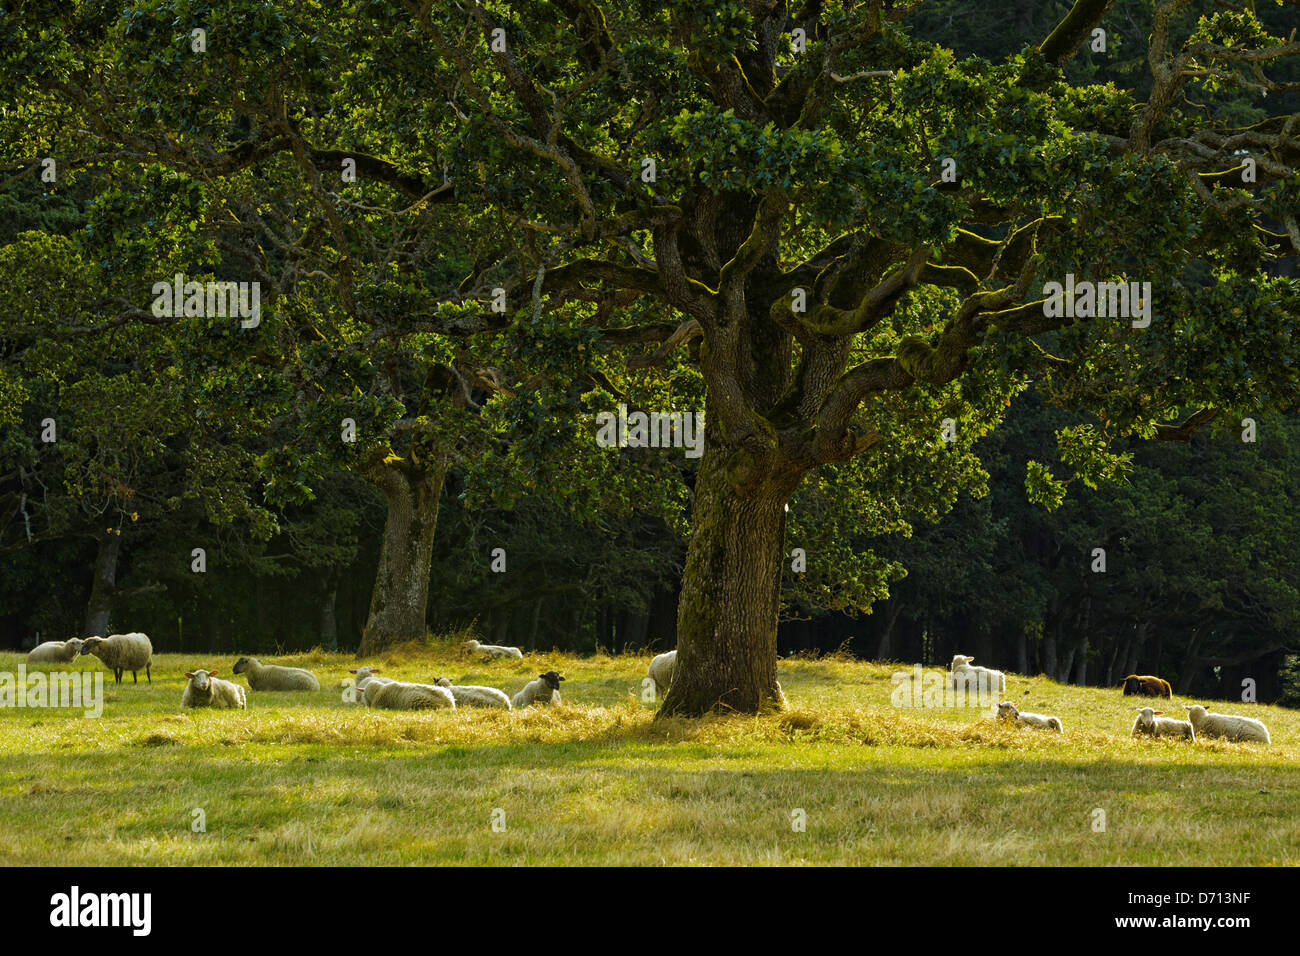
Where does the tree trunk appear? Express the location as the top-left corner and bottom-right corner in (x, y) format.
(1016, 628), (1029, 676)
(875, 600), (904, 661)
(359, 459), (446, 656)
(321, 579), (339, 651)
(658, 439), (790, 717)
(84, 532), (121, 637)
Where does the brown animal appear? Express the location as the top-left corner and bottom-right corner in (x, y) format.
(1121, 674), (1172, 698)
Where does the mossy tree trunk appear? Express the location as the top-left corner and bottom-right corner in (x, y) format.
(84, 531), (120, 637)
(359, 457), (447, 656)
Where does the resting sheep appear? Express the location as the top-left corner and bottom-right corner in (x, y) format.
(949, 655), (1006, 696)
(1121, 674), (1172, 698)
(232, 656), (320, 691)
(1130, 706), (1194, 741)
(1184, 704), (1270, 744)
(182, 669), (247, 710)
(512, 671), (565, 708)
(79, 633), (153, 684)
(433, 677), (511, 709)
(363, 679), (455, 711)
(463, 639), (523, 660)
(26, 638), (85, 665)
(648, 650), (676, 698)
(996, 701), (1063, 732)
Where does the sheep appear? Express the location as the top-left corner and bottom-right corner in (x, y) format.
(433, 677), (512, 709)
(648, 650), (676, 698)
(512, 671), (565, 708)
(79, 633), (153, 684)
(949, 654), (1005, 696)
(348, 667), (391, 693)
(1183, 704), (1270, 744)
(996, 701), (1063, 732)
(181, 669), (247, 710)
(363, 679), (455, 711)
(1121, 674), (1173, 698)
(1130, 706), (1195, 741)
(26, 637), (85, 665)
(463, 639), (523, 660)
(231, 656), (320, 691)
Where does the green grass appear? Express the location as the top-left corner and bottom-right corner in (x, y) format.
(1, 638), (1297, 865)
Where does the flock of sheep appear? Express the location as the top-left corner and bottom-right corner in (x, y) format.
(951, 654), (1273, 745)
(22, 635), (1274, 745)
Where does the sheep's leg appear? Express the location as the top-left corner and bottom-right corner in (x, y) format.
(115, 668), (122, 684)
(146, 664), (151, 684)
(132, 669), (137, 683)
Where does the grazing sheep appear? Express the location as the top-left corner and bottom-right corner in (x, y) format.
(463, 639), (523, 660)
(26, 638), (85, 665)
(1130, 706), (1194, 741)
(363, 679), (455, 711)
(512, 671), (565, 708)
(232, 656), (320, 691)
(1183, 704), (1270, 744)
(433, 678), (511, 709)
(648, 650), (676, 698)
(1121, 674), (1173, 698)
(949, 655), (1006, 695)
(79, 633), (153, 684)
(996, 701), (1063, 732)
(182, 669), (247, 710)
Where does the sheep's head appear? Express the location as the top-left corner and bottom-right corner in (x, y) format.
(541, 671), (564, 690)
(66, 638), (85, 653)
(1121, 676), (1139, 694)
(434, 677), (452, 687)
(949, 655), (973, 670)
(186, 670), (213, 691)
(996, 702), (1018, 720)
(1184, 705), (1207, 721)
(461, 640), (481, 651)
(80, 637), (106, 657)
(1134, 707), (1158, 727)
(232, 657), (254, 674)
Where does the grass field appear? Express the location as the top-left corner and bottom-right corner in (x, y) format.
(1, 637), (1297, 866)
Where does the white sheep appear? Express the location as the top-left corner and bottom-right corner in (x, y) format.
(512, 671), (565, 708)
(182, 669), (247, 710)
(433, 678), (511, 709)
(463, 639), (523, 660)
(80, 633), (153, 684)
(1184, 704), (1270, 744)
(1130, 706), (1194, 740)
(949, 654), (1006, 696)
(232, 656), (320, 691)
(648, 650), (676, 698)
(26, 637), (85, 665)
(348, 667), (391, 693)
(996, 701), (1063, 732)
(363, 679), (455, 710)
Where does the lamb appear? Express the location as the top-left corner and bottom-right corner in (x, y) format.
(1183, 704), (1270, 744)
(1121, 674), (1172, 698)
(182, 669), (247, 710)
(232, 656), (320, 691)
(433, 677), (511, 709)
(512, 671), (565, 708)
(363, 679), (455, 711)
(348, 667), (392, 693)
(79, 633), (153, 684)
(648, 650), (676, 698)
(26, 637), (85, 665)
(949, 655), (1005, 696)
(1130, 706), (1195, 741)
(996, 701), (1063, 732)
(463, 639), (523, 660)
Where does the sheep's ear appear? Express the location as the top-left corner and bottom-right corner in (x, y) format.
(1153, 711), (1163, 716)
(349, 669), (357, 674)
(209, 671), (219, 677)
(184, 672), (194, 679)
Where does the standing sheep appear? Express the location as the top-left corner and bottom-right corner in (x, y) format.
(182, 670), (247, 710)
(648, 650), (676, 698)
(433, 678), (512, 709)
(949, 655), (1006, 696)
(79, 633), (153, 684)
(512, 671), (565, 708)
(363, 679), (455, 710)
(1130, 706), (1194, 741)
(26, 638), (85, 665)
(996, 701), (1063, 732)
(463, 639), (524, 660)
(232, 656), (320, 691)
(1183, 705), (1270, 744)
(1121, 674), (1173, 698)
